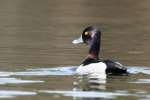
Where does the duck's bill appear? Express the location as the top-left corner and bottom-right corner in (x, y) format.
(72, 36), (83, 44)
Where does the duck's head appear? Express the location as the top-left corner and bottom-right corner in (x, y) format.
(72, 26), (101, 59)
(72, 26), (101, 45)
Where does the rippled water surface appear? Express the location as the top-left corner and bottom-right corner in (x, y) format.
(0, 0), (150, 100)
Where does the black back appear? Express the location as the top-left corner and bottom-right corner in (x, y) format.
(103, 59), (128, 75)
(81, 58), (101, 66)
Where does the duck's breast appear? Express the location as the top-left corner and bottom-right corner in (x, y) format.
(76, 62), (107, 74)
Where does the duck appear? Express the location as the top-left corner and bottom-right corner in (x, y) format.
(72, 26), (128, 75)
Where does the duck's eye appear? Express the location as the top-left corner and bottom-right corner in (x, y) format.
(84, 32), (89, 36)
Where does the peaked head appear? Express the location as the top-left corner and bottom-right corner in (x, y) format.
(72, 26), (101, 45)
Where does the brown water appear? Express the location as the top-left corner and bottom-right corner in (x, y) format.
(0, 0), (150, 100)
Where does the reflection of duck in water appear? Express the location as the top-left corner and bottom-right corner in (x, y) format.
(74, 73), (107, 91)
(72, 26), (128, 75)
(74, 74), (129, 92)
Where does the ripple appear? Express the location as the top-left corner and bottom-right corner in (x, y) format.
(128, 51), (144, 54)
(39, 90), (130, 99)
(127, 66), (150, 74)
(129, 79), (150, 84)
(0, 77), (44, 85)
(0, 66), (76, 77)
(0, 72), (13, 77)
(0, 90), (36, 98)
(13, 66), (77, 76)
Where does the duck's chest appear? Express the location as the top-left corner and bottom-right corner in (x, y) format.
(76, 62), (107, 74)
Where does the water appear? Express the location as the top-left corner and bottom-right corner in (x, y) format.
(0, 66), (149, 99)
(0, 0), (150, 100)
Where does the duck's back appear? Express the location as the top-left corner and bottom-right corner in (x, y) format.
(103, 59), (128, 75)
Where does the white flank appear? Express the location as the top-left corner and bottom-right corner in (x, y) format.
(76, 62), (107, 75)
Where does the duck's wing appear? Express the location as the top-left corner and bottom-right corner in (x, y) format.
(103, 59), (128, 75)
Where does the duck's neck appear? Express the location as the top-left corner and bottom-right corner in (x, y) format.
(88, 32), (101, 60)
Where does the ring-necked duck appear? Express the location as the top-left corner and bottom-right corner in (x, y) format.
(72, 26), (128, 75)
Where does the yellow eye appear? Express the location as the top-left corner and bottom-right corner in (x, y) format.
(85, 32), (88, 35)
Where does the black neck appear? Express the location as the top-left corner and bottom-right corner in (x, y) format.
(89, 32), (101, 59)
